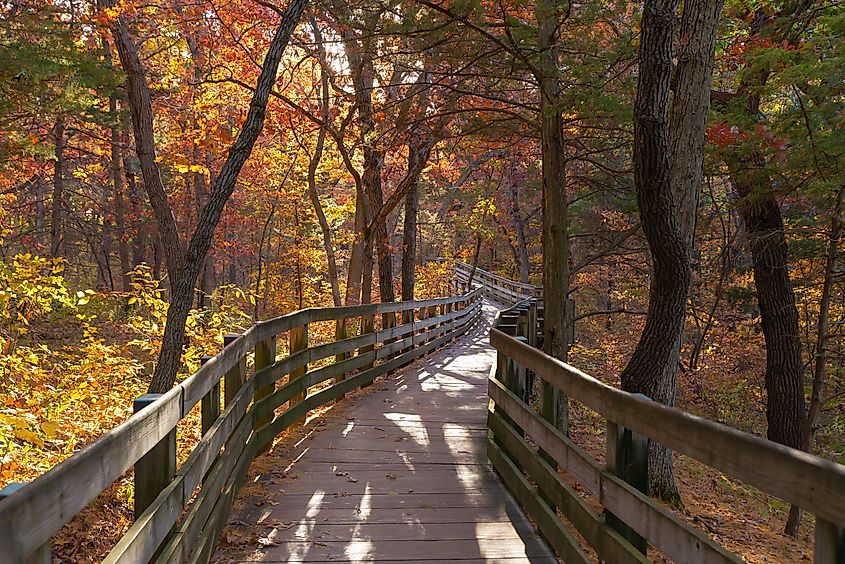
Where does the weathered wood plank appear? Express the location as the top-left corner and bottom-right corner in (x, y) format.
(107, 380), (255, 564)
(0, 385), (182, 562)
(491, 330), (845, 527)
(155, 404), (255, 564)
(488, 410), (649, 564)
(489, 376), (743, 564)
(488, 438), (591, 564)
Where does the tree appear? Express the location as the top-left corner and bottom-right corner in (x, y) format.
(619, 0), (690, 504)
(107, 0), (309, 392)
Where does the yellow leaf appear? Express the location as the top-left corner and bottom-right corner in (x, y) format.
(13, 428), (44, 447)
(40, 421), (59, 437)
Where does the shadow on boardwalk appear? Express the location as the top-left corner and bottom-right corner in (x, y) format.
(212, 300), (558, 564)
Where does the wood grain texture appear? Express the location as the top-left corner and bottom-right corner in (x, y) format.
(491, 328), (845, 526)
(488, 376), (740, 564)
(211, 301), (555, 564)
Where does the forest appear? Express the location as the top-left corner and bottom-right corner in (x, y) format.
(0, 0), (844, 560)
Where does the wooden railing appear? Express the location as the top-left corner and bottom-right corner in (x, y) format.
(0, 288), (483, 564)
(488, 298), (845, 564)
(453, 260), (542, 304)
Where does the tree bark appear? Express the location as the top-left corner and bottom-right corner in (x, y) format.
(401, 142), (420, 301)
(508, 175), (530, 283)
(308, 19), (342, 307)
(124, 150), (146, 269)
(111, 97), (132, 291)
(536, 0), (569, 432)
(619, 0), (691, 505)
(786, 184), (843, 534)
(726, 153), (805, 450)
(50, 119), (65, 259)
(108, 0), (309, 392)
(714, 4), (808, 491)
(638, 0), (723, 501)
(109, 6), (183, 278)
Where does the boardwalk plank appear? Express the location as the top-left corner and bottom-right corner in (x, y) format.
(212, 301), (557, 564)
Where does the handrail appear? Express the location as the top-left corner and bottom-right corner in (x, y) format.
(453, 260), (540, 292)
(0, 287), (483, 563)
(452, 261), (542, 305)
(488, 298), (845, 563)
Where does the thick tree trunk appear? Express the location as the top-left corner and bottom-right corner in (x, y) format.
(50, 120), (65, 259)
(636, 0), (722, 501)
(536, 0), (569, 432)
(110, 7), (183, 278)
(727, 152), (805, 450)
(786, 184), (843, 535)
(714, 5), (808, 494)
(619, 0), (690, 505)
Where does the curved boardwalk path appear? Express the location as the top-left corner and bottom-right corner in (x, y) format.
(212, 300), (557, 564)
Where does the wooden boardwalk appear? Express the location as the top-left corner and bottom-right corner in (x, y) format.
(212, 300), (557, 563)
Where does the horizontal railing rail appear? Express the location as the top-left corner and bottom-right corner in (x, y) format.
(0, 287), (483, 564)
(487, 299), (845, 563)
(452, 260), (542, 305)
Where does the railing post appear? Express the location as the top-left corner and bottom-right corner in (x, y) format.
(223, 334), (246, 409)
(133, 394), (176, 520)
(382, 310), (398, 364)
(360, 313), (375, 381)
(254, 335), (277, 452)
(290, 323), (309, 425)
(335, 317), (348, 398)
(814, 518), (845, 564)
(200, 355), (219, 436)
(427, 305), (437, 344)
(605, 416), (649, 555)
(401, 307), (414, 354)
(0, 484), (51, 563)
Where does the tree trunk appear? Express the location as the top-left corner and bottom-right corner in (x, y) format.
(619, 0), (690, 505)
(253, 202), (276, 319)
(110, 6), (183, 278)
(307, 26), (342, 307)
(509, 176), (530, 283)
(123, 140), (146, 269)
(714, 1), (807, 472)
(98, 156), (114, 290)
(536, 0), (569, 432)
(401, 142), (420, 301)
(636, 0), (723, 501)
(50, 120), (65, 259)
(727, 153), (805, 450)
(111, 97), (132, 291)
(345, 189), (368, 306)
(785, 184), (843, 535)
(109, 0), (309, 393)
(34, 175), (45, 247)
